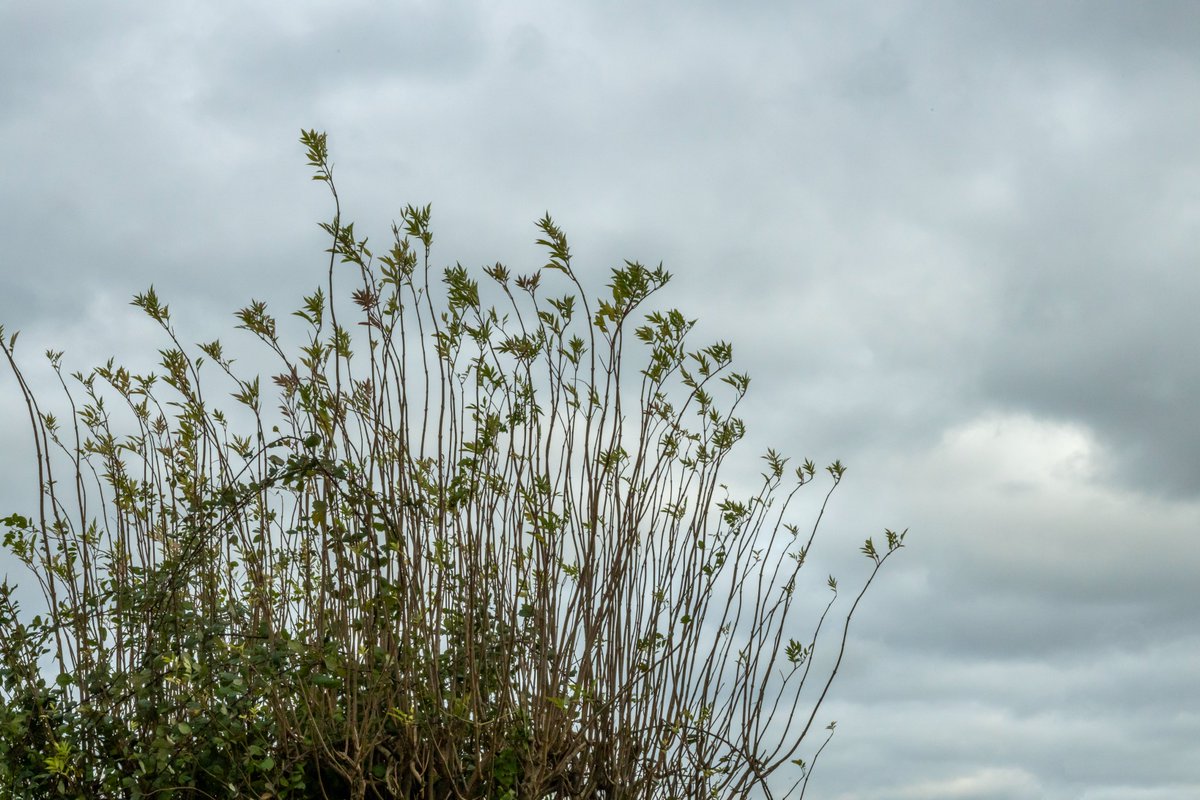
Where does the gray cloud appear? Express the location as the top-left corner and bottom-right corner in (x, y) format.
(2, 2), (1198, 797)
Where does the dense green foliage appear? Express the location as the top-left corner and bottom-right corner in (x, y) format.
(0, 131), (905, 799)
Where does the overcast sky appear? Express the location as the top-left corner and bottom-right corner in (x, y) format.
(2, 2), (1198, 798)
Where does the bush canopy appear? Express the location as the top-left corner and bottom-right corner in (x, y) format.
(0, 131), (905, 799)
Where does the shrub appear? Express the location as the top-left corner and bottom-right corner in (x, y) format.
(0, 130), (906, 799)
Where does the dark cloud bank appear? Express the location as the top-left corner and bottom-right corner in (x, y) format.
(2, 3), (1197, 797)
